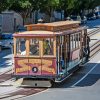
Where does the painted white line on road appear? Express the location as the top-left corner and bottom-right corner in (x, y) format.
(72, 61), (100, 87)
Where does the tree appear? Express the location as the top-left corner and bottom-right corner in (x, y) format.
(58, 0), (77, 19)
(9, 0), (32, 24)
(1, 0), (100, 23)
(0, 0), (14, 13)
(73, 0), (100, 15)
(39, 0), (59, 22)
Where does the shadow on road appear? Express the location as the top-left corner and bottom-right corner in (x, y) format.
(52, 62), (100, 88)
(0, 48), (12, 68)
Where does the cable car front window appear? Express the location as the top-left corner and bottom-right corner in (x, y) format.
(29, 39), (39, 56)
(43, 38), (54, 55)
(16, 38), (26, 55)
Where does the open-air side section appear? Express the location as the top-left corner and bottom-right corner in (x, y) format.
(0, 0), (100, 100)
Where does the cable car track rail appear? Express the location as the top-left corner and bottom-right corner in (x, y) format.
(88, 27), (100, 36)
(90, 40), (100, 57)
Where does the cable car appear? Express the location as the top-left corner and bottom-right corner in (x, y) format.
(13, 21), (89, 87)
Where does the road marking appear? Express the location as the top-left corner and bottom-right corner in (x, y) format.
(72, 60), (100, 87)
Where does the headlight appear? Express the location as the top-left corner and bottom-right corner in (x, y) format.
(32, 67), (38, 73)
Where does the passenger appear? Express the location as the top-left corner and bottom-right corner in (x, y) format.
(83, 35), (90, 61)
(77, 15), (81, 21)
(83, 47), (88, 57)
(30, 44), (39, 55)
(66, 17), (71, 21)
(86, 35), (90, 59)
(44, 40), (52, 55)
(37, 17), (45, 23)
(21, 51), (26, 55)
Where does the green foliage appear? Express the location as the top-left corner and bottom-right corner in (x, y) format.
(0, 0), (100, 17)
(19, 0), (31, 8)
(0, 0), (13, 13)
(39, 0), (59, 14)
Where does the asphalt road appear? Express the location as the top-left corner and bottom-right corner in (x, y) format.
(20, 52), (100, 100)
(86, 19), (100, 28)
(0, 49), (12, 68)
(0, 48), (13, 76)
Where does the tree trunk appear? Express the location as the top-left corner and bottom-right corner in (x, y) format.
(50, 8), (55, 22)
(64, 10), (68, 19)
(61, 10), (63, 20)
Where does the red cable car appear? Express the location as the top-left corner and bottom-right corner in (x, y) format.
(13, 21), (89, 87)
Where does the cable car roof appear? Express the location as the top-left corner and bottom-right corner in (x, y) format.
(25, 21), (81, 32)
(13, 26), (86, 38)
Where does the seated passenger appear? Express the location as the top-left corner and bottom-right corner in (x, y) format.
(21, 51), (26, 55)
(30, 44), (39, 55)
(43, 40), (53, 55)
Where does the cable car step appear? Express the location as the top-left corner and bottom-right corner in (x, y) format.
(55, 73), (72, 83)
(13, 78), (52, 87)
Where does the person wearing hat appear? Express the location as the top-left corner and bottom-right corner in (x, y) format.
(37, 17), (45, 23)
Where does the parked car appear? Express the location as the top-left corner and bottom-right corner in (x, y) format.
(1, 33), (13, 39)
(81, 16), (87, 24)
(0, 39), (13, 49)
(70, 15), (86, 25)
(97, 14), (100, 19)
(87, 13), (96, 20)
(70, 15), (77, 21)
(17, 25), (27, 32)
(0, 33), (2, 39)
(95, 12), (100, 19)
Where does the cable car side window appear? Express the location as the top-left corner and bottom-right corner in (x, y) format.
(75, 34), (79, 48)
(29, 39), (39, 56)
(70, 33), (81, 51)
(16, 38), (26, 55)
(43, 38), (54, 55)
(79, 33), (82, 46)
(70, 35), (73, 51)
(73, 34), (75, 49)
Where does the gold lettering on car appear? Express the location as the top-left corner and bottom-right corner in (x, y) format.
(42, 60), (56, 74)
(15, 59), (56, 74)
(16, 59), (31, 73)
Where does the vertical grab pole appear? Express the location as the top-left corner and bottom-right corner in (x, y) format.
(13, 37), (16, 74)
(57, 46), (60, 75)
(57, 36), (60, 75)
(60, 36), (63, 73)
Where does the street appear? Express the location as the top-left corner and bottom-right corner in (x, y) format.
(0, 49), (12, 73)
